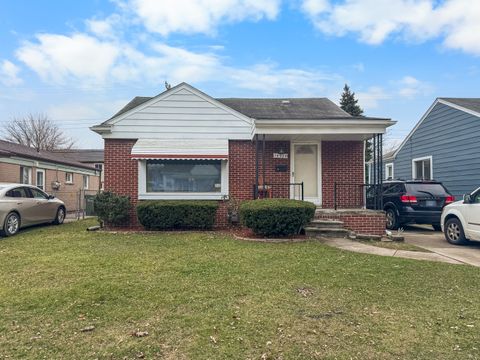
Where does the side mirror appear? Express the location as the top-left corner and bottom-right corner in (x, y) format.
(48, 194), (55, 200)
(463, 194), (472, 204)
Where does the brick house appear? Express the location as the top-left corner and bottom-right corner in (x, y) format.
(91, 83), (394, 235)
(0, 140), (101, 212)
(53, 149), (104, 189)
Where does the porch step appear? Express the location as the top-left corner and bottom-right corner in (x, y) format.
(307, 219), (344, 229)
(304, 227), (350, 238)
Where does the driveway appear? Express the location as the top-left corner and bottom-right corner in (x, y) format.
(403, 225), (480, 267)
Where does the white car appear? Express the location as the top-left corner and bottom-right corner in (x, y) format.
(441, 187), (480, 245)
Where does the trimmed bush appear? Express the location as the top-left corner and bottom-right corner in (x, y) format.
(136, 200), (218, 230)
(240, 199), (316, 237)
(94, 192), (132, 226)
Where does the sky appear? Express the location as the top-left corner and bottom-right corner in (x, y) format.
(0, 0), (479, 149)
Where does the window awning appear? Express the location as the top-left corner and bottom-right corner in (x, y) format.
(131, 139), (229, 160)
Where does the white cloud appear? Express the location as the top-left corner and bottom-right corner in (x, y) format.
(14, 30), (340, 96)
(226, 63), (338, 96)
(16, 34), (120, 84)
(128, 0), (281, 35)
(356, 86), (390, 109)
(301, 0), (480, 55)
(85, 15), (123, 39)
(0, 60), (23, 86)
(397, 75), (433, 98)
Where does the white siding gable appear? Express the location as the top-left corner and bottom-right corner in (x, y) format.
(103, 83), (254, 140)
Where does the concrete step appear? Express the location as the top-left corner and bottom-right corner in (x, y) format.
(304, 227), (350, 238)
(307, 219), (344, 229)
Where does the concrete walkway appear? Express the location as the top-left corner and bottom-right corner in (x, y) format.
(318, 237), (465, 265)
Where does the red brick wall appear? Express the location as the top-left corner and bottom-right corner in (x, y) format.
(216, 140), (290, 227)
(316, 211), (386, 236)
(104, 139), (139, 228)
(322, 141), (364, 208)
(103, 139), (290, 228)
(228, 140), (290, 201)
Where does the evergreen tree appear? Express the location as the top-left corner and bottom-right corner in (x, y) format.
(339, 84), (372, 162)
(339, 84), (363, 116)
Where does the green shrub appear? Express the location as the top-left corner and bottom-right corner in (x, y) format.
(240, 199), (316, 237)
(136, 200), (218, 230)
(94, 192), (132, 226)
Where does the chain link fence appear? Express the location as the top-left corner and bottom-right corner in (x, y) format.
(51, 189), (98, 219)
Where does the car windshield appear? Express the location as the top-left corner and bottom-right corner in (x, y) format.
(406, 183), (449, 196)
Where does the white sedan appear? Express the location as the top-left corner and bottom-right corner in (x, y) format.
(441, 187), (480, 245)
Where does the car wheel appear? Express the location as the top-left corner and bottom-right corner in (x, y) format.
(444, 218), (467, 245)
(1, 212), (21, 237)
(385, 208), (399, 230)
(432, 224), (442, 231)
(53, 207), (66, 225)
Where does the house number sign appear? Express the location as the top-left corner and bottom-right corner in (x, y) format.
(273, 152), (288, 159)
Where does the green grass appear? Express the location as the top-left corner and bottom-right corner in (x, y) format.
(0, 220), (479, 359)
(359, 240), (431, 252)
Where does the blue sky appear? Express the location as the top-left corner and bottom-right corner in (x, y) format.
(0, 0), (479, 148)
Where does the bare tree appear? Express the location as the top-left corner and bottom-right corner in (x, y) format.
(383, 129), (402, 155)
(3, 114), (75, 151)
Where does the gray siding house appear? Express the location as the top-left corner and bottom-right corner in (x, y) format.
(389, 98), (480, 198)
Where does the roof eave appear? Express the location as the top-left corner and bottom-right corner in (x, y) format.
(254, 118), (395, 126)
(90, 125), (112, 135)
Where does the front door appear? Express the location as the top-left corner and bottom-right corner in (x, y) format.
(292, 144), (320, 204)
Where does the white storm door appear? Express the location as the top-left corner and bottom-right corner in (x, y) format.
(292, 144), (320, 203)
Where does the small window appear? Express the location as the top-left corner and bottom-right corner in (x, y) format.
(385, 163), (394, 180)
(65, 172), (73, 184)
(36, 169), (45, 190)
(412, 156), (432, 180)
(94, 163), (103, 171)
(20, 166), (32, 184)
(83, 175), (89, 190)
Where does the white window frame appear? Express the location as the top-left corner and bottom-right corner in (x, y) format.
(65, 172), (74, 184)
(83, 175), (89, 190)
(412, 156), (433, 180)
(385, 163), (394, 180)
(20, 166), (32, 184)
(36, 169), (46, 190)
(138, 159), (229, 200)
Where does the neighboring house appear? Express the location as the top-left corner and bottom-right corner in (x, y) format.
(0, 140), (101, 212)
(54, 149), (104, 189)
(91, 82), (393, 233)
(386, 98), (480, 198)
(366, 150), (395, 183)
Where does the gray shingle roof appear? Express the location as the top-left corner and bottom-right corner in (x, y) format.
(440, 98), (480, 114)
(53, 149), (104, 163)
(109, 96), (152, 120)
(216, 97), (351, 119)
(109, 95), (389, 121)
(0, 140), (97, 170)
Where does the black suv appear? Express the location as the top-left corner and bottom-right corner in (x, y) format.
(367, 180), (455, 230)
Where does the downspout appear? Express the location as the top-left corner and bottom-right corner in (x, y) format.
(255, 134), (259, 199)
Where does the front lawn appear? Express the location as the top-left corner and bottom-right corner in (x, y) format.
(1, 220), (479, 359)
